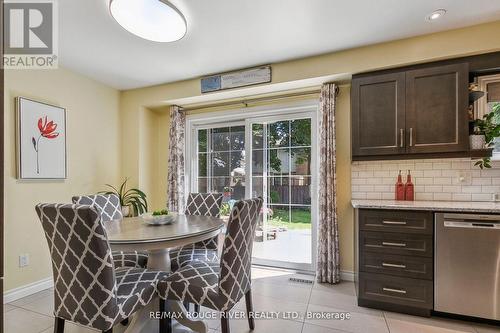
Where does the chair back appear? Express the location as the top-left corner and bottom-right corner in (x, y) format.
(72, 194), (122, 222)
(35, 203), (118, 329)
(184, 192), (223, 217)
(218, 197), (263, 305)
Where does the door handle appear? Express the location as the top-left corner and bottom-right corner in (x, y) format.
(382, 262), (407, 269)
(383, 287), (407, 294)
(400, 129), (404, 148)
(409, 128), (413, 147)
(382, 241), (407, 247)
(382, 220), (407, 225)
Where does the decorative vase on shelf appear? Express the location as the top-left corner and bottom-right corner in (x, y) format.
(469, 134), (486, 150)
(121, 205), (130, 217)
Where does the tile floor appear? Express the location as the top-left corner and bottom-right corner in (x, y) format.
(3, 267), (499, 333)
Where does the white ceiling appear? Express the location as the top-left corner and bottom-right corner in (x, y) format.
(59, 0), (500, 90)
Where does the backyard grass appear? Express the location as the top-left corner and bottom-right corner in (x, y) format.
(267, 208), (311, 230)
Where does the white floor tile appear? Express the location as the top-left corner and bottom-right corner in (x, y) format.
(305, 303), (389, 333)
(4, 307), (53, 333)
(302, 323), (353, 333)
(15, 291), (54, 317)
(384, 311), (478, 333)
(233, 292), (308, 322)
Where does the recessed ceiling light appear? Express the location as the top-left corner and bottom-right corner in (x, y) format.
(109, 0), (187, 42)
(426, 9), (446, 21)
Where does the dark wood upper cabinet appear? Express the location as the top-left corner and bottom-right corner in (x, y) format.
(352, 72), (406, 156)
(352, 62), (469, 160)
(406, 63), (469, 154)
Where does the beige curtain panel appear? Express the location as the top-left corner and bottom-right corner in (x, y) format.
(167, 105), (186, 213)
(316, 83), (341, 284)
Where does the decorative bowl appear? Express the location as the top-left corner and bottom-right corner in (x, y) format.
(141, 213), (176, 225)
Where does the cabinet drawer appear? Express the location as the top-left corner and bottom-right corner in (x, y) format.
(359, 209), (433, 234)
(359, 231), (432, 257)
(360, 252), (433, 280)
(359, 272), (433, 309)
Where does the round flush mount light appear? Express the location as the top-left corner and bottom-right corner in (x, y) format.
(109, 0), (187, 42)
(426, 9), (446, 21)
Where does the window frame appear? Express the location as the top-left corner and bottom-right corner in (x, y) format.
(185, 99), (319, 272)
(475, 74), (500, 160)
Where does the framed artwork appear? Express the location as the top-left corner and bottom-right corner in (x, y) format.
(16, 97), (67, 179)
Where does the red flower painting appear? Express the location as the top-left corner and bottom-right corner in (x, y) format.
(32, 116), (60, 174)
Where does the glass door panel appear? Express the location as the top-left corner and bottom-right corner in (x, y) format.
(249, 117), (313, 271)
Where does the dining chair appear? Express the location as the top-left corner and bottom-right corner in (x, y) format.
(158, 197), (263, 333)
(35, 203), (167, 333)
(169, 192), (224, 271)
(72, 194), (148, 268)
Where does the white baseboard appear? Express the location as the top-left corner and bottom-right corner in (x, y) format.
(341, 270), (355, 282)
(3, 277), (54, 304)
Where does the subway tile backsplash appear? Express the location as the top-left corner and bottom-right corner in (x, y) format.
(351, 158), (500, 202)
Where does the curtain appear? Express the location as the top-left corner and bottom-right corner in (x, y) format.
(167, 105), (186, 213)
(317, 83), (340, 284)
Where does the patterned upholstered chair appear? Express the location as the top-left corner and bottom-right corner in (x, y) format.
(158, 197), (263, 333)
(36, 203), (167, 333)
(72, 194), (148, 268)
(169, 193), (224, 271)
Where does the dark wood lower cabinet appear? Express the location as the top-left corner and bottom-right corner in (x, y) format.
(356, 209), (434, 316)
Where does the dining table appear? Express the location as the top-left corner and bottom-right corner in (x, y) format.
(105, 213), (225, 333)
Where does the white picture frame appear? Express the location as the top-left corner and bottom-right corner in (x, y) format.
(16, 97), (67, 180)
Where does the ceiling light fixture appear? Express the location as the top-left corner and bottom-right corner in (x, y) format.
(109, 0), (187, 42)
(426, 9), (446, 21)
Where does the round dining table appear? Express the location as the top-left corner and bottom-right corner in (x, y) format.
(105, 214), (225, 333)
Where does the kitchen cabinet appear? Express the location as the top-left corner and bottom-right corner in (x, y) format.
(355, 209), (434, 317)
(406, 63), (469, 154)
(352, 72), (406, 156)
(352, 62), (469, 160)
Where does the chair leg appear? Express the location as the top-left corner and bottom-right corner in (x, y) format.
(120, 318), (129, 325)
(54, 317), (65, 333)
(221, 312), (230, 333)
(194, 304), (200, 314)
(184, 301), (190, 312)
(159, 298), (172, 333)
(245, 290), (255, 330)
(102, 329), (112, 333)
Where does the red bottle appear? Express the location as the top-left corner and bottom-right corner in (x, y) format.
(405, 170), (414, 201)
(395, 170), (405, 201)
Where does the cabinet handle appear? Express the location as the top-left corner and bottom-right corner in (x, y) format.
(382, 262), (407, 269)
(382, 241), (407, 247)
(400, 129), (404, 148)
(383, 287), (407, 294)
(409, 128), (413, 146)
(382, 220), (407, 225)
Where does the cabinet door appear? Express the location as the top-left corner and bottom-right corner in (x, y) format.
(352, 72), (406, 157)
(406, 63), (469, 154)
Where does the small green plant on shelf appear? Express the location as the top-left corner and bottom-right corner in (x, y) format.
(474, 102), (500, 169)
(100, 178), (148, 216)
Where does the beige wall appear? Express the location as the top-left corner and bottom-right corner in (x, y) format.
(119, 20), (500, 274)
(4, 67), (121, 291)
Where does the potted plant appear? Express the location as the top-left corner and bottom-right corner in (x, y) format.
(100, 178), (148, 217)
(474, 102), (500, 169)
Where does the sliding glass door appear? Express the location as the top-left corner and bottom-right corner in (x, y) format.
(248, 116), (313, 270)
(190, 109), (316, 271)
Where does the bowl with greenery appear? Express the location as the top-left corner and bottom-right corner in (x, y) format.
(141, 209), (176, 225)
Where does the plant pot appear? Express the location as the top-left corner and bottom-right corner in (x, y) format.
(121, 205), (130, 217)
(469, 135), (486, 150)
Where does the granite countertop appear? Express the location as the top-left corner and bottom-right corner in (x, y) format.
(351, 199), (500, 214)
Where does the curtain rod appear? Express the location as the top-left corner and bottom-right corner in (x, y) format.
(179, 89), (322, 112)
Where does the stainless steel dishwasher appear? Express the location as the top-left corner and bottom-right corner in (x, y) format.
(435, 213), (500, 321)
